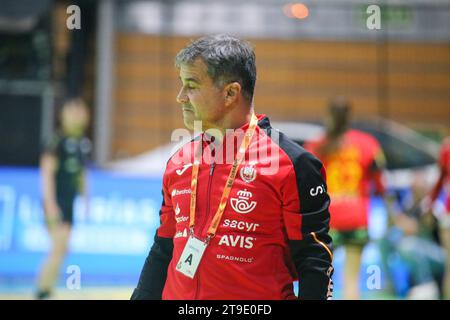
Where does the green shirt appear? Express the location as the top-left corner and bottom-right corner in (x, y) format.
(43, 133), (91, 202)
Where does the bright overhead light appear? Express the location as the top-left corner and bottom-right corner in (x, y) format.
(283, 3), (309, 20)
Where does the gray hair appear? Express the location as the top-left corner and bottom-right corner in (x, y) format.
(175, 34), (256, 102)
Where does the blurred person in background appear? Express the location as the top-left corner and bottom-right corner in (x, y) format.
(422, 137), (450, 299)
(304, 96), (393, 300)
(379, 173), (445, 299)
(35, 98), (91, 299)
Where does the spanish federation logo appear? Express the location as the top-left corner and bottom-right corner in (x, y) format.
(240, 165), (257, 183)
(230, 189), (257, 214)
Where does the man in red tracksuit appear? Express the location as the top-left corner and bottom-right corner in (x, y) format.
(131, 34), (333, 300)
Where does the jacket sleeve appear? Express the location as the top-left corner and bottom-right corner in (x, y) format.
(282, 151), (334, 300)
(131, 177), (176, 300)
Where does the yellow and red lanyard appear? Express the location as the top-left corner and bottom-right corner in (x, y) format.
(189, 113), (258, 242)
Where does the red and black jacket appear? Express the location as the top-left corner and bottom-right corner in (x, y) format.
(131, 115), (333, 300)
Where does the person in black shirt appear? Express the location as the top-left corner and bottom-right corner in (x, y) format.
(35, 98), (91, 299)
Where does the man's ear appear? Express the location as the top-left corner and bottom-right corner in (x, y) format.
(224, 82), (241, 106)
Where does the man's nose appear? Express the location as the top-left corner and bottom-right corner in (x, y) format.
(176, 88), (188, 104)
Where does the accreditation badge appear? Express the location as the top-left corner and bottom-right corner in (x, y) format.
(175, 236), (208, 279)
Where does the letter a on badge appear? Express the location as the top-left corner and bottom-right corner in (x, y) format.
(185, 254), (193, 265)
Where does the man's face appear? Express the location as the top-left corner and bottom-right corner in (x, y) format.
(61, 103), (89, 137)
(177, 58), (226, 131)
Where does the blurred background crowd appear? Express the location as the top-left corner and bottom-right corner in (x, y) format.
(0, 0), (449, 299)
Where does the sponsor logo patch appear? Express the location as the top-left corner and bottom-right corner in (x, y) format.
(222, 219), (259, 232)
(310, 184), (326, 197)
(218, 235), (255, 249)
(230, 189), (257, 214)
(216, 254), (254, 263)
(174, 228), (188, 239)
(176, 216), (189, 223)
(171, 188), (192, 197)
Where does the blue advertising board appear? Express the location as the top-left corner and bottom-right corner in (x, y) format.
(0, 167), (163, 287)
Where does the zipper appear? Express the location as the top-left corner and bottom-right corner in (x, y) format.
(194, 162), (215, 299)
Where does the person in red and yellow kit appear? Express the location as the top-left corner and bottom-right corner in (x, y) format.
(131, 35), (333, 300)
(304, 97), (388, 300)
